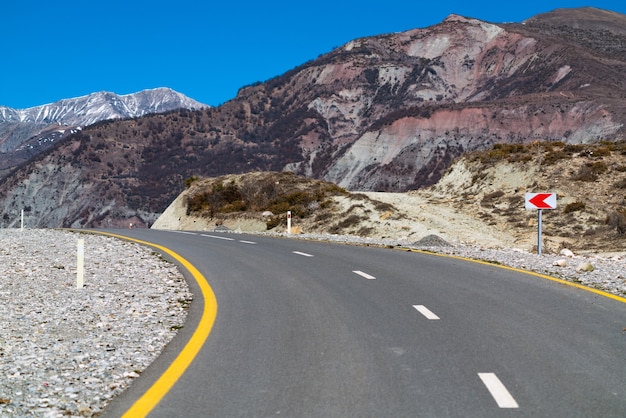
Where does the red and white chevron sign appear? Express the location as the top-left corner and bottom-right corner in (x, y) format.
(525, 193), (557, 210)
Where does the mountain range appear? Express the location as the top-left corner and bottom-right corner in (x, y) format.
(0, 7), (625, 228)
(0, 88), (207, 176)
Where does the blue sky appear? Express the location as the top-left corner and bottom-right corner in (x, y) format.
(2, 1), (625, 109)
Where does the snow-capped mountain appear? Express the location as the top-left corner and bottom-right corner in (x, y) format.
(0, 87), (206, 126)
(0, 88), (207, 171)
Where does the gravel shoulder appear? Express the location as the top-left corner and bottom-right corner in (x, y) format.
(0, 229), (192, 417)
(267, 230), (626, 299)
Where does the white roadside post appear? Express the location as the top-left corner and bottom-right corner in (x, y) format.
(20, 209), (24, 230)
(287, 211), (292, 234)
(77, 239), (85, 288)
(525, 193), (557, 255)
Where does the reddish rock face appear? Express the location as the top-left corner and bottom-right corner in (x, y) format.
(236, 8), (626, 191)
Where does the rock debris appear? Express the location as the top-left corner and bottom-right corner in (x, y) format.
(270, 230), (626, 298)
(0, 230), (192, 417)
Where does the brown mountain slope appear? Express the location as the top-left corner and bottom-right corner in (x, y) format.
(1, 7), (625, 228)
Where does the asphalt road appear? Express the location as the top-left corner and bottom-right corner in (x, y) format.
(99, 229), (626, 417)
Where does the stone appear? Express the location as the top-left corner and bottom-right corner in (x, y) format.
(413, 234), (451, 247)
(576, 261), (595, 272)
(553, 259), (567, 267)
(560, 248), (575, 257)
(290, 226), (303, 234)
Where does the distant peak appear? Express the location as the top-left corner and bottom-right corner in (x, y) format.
(522, 7), (626, 36)
(443, 14), (482, 24)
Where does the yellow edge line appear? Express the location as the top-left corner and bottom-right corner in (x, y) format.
(403, 248), (626, 304)
(72, 230), (218, 417)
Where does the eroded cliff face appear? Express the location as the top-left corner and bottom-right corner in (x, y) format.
(325, 101), (619, 190)
(273, 13), (625, 191)
(0, 157), (153, 229)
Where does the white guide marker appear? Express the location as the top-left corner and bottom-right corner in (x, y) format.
(293, 251), (314, 257)
(353, 270), (376, 280)
(287, 211), (292, 234)
(478, 373), (519, 408)
(201, 234), (235, 241)
(76, 239), (85, 289)
(412, 305), (440, 320)
(239, 240), (257, 244)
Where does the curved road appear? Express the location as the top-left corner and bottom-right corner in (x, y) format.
(98, 229), (626, 417)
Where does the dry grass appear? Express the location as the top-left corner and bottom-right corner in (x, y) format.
(432, 140), (626, 252)
(181, 171), (396, 233)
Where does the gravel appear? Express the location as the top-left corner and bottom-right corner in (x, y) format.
(270, 231), (626, 298)
(1, 228), (624, 417)
(0, 229), (192, 417)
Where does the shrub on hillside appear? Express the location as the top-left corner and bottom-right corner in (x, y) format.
(543, 150), (570, 165)
(481, 190), (505, 207)
(185, 180), (245, 216)
(614, 178), (626, 189)
(480, 143), (531, 163)
(563, 201), (586, 213)
(185, 172), (348, 226)
(329, 215), (364, 234)
(572, 161), (608, 182)
(185, 176), (199, 188)
(606, 209), (626, 235)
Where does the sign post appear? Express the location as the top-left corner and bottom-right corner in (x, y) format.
(537, 209), (543, 256)
(525, 193), (557, 255)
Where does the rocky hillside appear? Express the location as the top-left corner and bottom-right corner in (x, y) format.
(423, 140), (626, 252)
(153, 171), (399, 235)
(1, 7), (625, 228)
(155, 140), (626, 253)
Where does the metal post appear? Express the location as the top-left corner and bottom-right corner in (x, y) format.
(537, 209), (543, 256)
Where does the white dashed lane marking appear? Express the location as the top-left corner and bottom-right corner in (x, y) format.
(353, 270), (376, 280)
(201, 234), (235, 241)
(177, 229), (522, 413)
(412, 305), (440, 320)
(478, 373), (519, 409)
